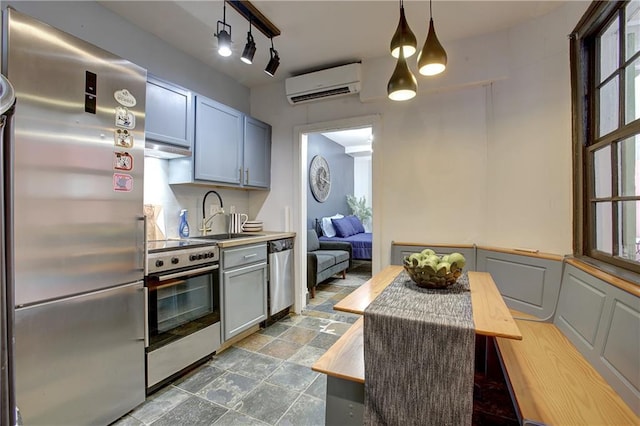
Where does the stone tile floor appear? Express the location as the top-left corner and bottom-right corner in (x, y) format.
(112, 282), (360, 426)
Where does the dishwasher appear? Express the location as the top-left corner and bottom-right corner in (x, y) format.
(267, 238), (295, 319)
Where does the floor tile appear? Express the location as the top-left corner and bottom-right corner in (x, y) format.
(197, 372), (260, 408)
(258, 322), (291, 338)
(277, 394), (325, 426)
(150, 396), (227, 426)
(279, 326), (318, 345)
(129, 386), (190, 425)
(307, 301), (337, 314)
(304, 374), (327, 400)
(227, 351), (282, 380)
(213, 410), (269, 425)
(234, 333), (273, 351)
(307, 332), (339, 350)
(173, 365), (225, 393)
(208, 347), (252, 370)
(277, 314), (303, 326)
(318, 284), (347, 293)
(296, 316), (333, 331)
(287, 346), (327, 368)
(266, 362), (319, 392)
(257, 338), (303, 360)
(300, 309), (333, 320)
(111, 414), (143, 426)
(235, 382), (299, 425)
(321, 321), (352, 336)
(332, 312), (359, 324)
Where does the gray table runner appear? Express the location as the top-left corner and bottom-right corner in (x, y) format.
(363, 271), (475, 426)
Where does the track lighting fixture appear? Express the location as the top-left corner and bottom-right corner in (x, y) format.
(387, 45), (417, 101)
(241, 20), (256, 64)
(264, 38), (280, 76)
(417, 0), (447, 76)
(390, 0), (417, 59)
(215, 1), (232, 57)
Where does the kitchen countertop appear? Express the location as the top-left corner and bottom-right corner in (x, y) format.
(209, 231), (296, 248)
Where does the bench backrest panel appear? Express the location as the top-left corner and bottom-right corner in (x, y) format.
(556, 263), (640, 416)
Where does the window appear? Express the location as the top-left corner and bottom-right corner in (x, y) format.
(572, 1), (640, 275)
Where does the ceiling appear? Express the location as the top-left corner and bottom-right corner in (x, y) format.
(100, 1), (566, 89)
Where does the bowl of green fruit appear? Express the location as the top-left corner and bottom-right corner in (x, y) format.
(403, 249), (466, 289)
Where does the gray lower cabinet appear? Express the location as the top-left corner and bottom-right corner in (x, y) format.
(221, 244), (268, 341)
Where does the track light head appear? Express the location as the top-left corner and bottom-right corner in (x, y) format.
(241, 32), (256, 64)
(264, 47), (280, 76)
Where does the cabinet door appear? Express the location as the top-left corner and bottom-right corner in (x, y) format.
(146, 77), (193, 148)
(243, 116), (271, 188)
(223, 262), (267, 340)
(194, 96), (243, 184)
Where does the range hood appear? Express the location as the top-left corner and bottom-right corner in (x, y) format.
(144, 141), (192, 159)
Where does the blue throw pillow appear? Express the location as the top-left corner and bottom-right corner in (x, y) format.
(332, 217), (356, 237)
(346, 215), (365, 234)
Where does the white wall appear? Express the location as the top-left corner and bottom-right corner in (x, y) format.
(354, 156), (372, 231)
(145, 158), (251, 238)
(249, 2), (590, 280)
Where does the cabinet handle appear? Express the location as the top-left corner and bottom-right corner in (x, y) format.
(239, 168), (242, 182)
(245, 168), (249, 185)
(244, 253), (257, 259)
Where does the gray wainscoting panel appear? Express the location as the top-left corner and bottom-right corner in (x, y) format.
(475, 249), (563, 319)
(556, 272), (607, 347)
(555, 264), (640, 416)
(390, 244), (477, 271)
(602, 300), (640, 395)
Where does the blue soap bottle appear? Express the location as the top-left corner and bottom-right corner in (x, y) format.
(179, 209), (190, 238)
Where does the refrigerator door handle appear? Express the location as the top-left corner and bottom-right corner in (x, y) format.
(138, 215), (147, 275)
(143, 287), (149, 348)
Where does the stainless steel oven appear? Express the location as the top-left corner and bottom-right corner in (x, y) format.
(145, 240), (221, 391)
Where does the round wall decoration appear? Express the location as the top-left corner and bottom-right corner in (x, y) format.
(309, 155), (331, 202)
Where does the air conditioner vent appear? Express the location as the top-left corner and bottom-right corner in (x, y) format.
(290, 86), (352, 104)
(285, 63), (361, 105)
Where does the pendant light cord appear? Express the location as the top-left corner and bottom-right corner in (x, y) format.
(429, 0), (432, 19)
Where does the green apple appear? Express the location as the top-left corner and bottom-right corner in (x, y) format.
(421, 248), (436, 257)
(436, 261), (451, 275)
(448, 252), (466, 269)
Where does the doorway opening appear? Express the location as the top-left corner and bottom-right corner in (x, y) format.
(294, 115), (380, 313)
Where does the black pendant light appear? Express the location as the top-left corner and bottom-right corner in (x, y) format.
(418, 0), (447, 76)
(264, 38), (280, 76)
(390, 0), (417, 59)
(387, 44), (417, 101)
(241, 19), (256, 64)
(215, 1), (232, 57)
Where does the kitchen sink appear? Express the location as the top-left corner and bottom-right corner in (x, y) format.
(191, 233), (265, 241)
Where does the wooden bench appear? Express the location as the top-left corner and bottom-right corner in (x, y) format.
(496, 317), (638, 425)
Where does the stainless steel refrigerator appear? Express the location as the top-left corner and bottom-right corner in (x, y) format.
(2, 8), (146, 425)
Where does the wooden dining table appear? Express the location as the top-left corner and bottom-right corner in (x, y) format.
(312, 265), (522, 425)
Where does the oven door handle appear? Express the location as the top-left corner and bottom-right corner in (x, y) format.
(155, 264), (219, 281)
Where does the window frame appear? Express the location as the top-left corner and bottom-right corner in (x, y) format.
(571, 0), (640, 277)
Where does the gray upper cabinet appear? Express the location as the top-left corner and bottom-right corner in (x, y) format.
(194, 95), (243, 185)
(243, 116), (271, 188)
(146, 76), (193, 148)
(168, 93), (271, 189)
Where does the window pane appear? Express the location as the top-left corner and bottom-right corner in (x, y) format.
(625, 57), (640, 123)
(618, 200), (639, 262)
(618, 136), (640, 196)
(596, 201), (613, 254)
(626, 0), (640, 60)
(594, 145), (612, 198)
(600, 17), (619, 81)
(599, 76), (619, 136)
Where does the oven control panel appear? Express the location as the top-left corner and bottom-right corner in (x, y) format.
(147, 246), (220, 275)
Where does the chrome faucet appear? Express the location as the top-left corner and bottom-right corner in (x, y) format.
(200, 190), (224, 235)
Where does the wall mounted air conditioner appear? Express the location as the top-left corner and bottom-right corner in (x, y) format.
(285, 63), (361, 105)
